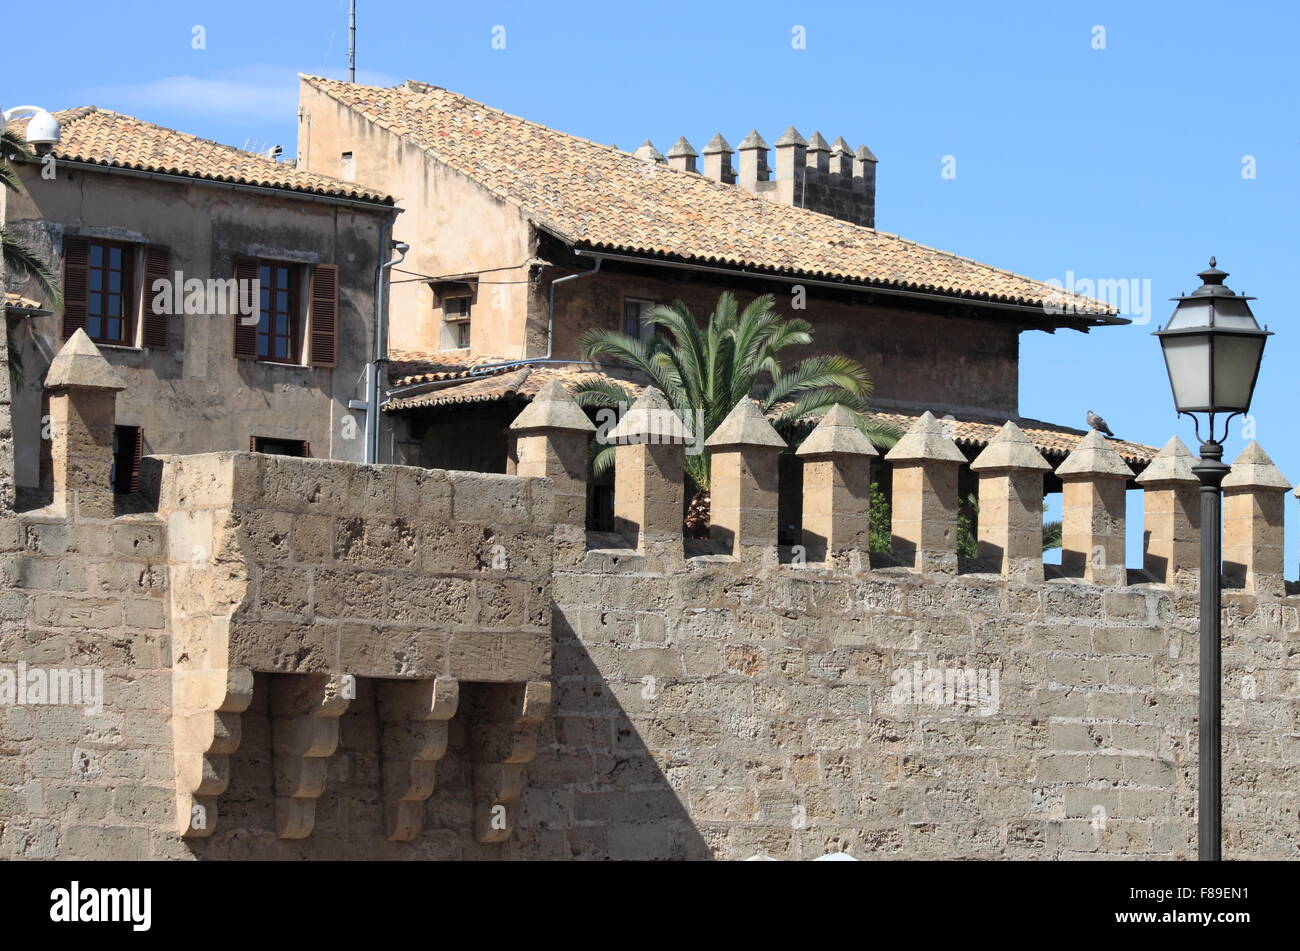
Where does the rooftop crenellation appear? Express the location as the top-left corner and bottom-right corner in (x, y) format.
(652, 125), (878, 227)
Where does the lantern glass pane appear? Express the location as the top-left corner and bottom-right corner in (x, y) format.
(1165, 297), (1214, 330)
(1161, 333), (1211, 411)
(1209, 297), (1260, 330)
(1211, 333), (1265, 411)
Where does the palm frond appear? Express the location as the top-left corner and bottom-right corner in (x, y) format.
(763, 355), (874, 407)
(1, 227), (62, 307)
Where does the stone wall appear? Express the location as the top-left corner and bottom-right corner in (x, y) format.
(531, 559), (1298, 860)
(2, 347), (1298, 860)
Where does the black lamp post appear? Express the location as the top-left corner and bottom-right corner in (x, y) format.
(1154, 258), (1272, 862)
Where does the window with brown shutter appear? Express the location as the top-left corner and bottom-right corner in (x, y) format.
(252, 436), (311, 457)
(61, 237), (90, 340)
(233, 257), (260, 359)
(308, 264), (338, 367)
(142, 245), (171, 349)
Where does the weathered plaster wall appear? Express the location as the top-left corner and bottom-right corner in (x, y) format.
(4, 164), (389, 491)
(296, 81), (536, 359)
(546, 268), (1021, 417)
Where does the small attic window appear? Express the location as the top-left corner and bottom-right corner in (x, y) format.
(340, 151), (355, 181)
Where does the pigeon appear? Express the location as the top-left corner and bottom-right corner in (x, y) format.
(1086, 410), (1116, 438)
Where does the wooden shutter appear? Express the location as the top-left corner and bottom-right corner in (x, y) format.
(142, 245), (170, 349)
(250, 436), (257, 452)
(308, 264), (338, 367)
(129, 427), (144, 493)
(298, 441), (311, 458)
(62, 237), (90, 339)
(233, 257), (259, 359)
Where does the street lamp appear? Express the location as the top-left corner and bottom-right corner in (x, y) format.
(1154, 258), (1272, 862)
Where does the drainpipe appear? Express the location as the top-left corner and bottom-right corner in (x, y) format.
(359, 236), (408, 463)
(376, 254), (604, 412)
(544, 255), (602, 359)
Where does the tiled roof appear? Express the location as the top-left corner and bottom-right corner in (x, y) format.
(382, 362), (1157, 467)
(304, 76), (1118, 322)
(4, 292), (48, 313)
(12, 107), (391, 204)
(388, 349), (518, 385)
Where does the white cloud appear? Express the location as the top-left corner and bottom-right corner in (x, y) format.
(81, 65), (401, 122)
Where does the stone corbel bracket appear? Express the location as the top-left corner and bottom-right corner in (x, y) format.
(471, 680), (553, 844)
(378, 677), (460, 842)
(272, 674), (353, 839)
(174, 666), (254, 838)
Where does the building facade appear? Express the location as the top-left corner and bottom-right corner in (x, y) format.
(3, 108), (397, 506)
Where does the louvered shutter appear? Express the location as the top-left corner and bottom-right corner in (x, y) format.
(142, 246), (171, 349)
(233, 257), (259, 359)
(62, 237), (90, 339)
(298, 441), (311, 458)
(308, 264), (338, 367)
(129, 427), (144, 494)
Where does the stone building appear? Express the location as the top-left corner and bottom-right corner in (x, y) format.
(5, 80), (1296, 863)
(293, 76), (1154, 485)
(2, 107), (397, 506)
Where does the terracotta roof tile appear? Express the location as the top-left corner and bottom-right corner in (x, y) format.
(4, 292), (47, 313)
(13, 107), (391, 204)
(388, 349), (518, 385)
(383, 363), (1158, 466)
(305, 76), (1117, 321)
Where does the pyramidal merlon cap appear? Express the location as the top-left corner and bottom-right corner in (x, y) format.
(509, 379), (595, 433)
(1053, 428), (1132, 479)
(971, 420), (1052, 472)
(797, 404), (877, 457)
(704, 398), (786, 449)
(1135, 436), (1197, 485)
(606, 387), (693, 444)
(44, 328), (125, 391)
(1223, 441), (1291, 490)
(884, 411), (965, 464)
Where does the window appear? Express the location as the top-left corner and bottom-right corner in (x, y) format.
(255, 262), (300, 362)
(623, 298), (656, 342)
(444, 294), (471, 349)
(111, 425), (144, 494)
(251, 436), (311, 457)
(85, 240), (134, 345)
(234, 260), (335, 366)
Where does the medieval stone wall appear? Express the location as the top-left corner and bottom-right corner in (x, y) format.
(527, 561), (1298, 860)
(2, 345), (1297, 860)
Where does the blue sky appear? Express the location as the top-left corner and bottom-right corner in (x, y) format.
(6, 0), (1297, 567)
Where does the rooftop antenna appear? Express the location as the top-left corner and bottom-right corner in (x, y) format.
(348, 0), (356, 82)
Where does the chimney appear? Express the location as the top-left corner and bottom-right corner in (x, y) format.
(701, 134), (735, 184)
(632, 140), (666, 164)
(665, 137), (698, 173)
(736, 130), (770, 191)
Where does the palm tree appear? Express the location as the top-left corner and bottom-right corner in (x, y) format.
(574, 291), (902, 531)
(2, 127), (62, 382)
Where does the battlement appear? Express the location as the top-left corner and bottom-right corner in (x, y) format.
(3, 338), (1299, 860)
(641, 127), (877, 228)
